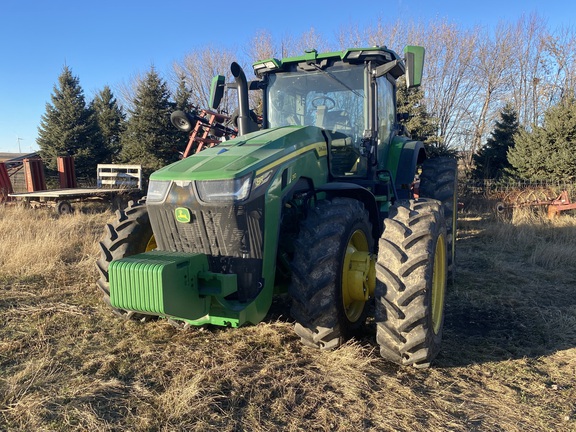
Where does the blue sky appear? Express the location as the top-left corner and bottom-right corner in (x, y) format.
(0, 0), (573, 153)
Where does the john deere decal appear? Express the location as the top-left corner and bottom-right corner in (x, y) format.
(175, 207), (191, 223)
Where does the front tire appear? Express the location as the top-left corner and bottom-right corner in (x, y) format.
(289, 198), (375, 350)
(96, 200), (157, 318)
(376, 199), (447, 368)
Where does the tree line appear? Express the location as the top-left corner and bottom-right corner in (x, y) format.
(37, 66), (193, 179)
(37, 13), (576, 181)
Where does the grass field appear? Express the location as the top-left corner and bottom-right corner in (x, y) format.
(0, 203), (575, 431)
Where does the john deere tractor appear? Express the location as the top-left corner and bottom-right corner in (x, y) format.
(96, 45), (457, 368)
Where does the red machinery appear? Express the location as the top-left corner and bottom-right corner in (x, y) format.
(0, 163), (13, 203)
(496, 189), (576, 218)
(546, 190), (576, 218)
(170, 109), (237, 158)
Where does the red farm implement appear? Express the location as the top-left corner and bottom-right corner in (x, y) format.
(496, 188), (576, 218)
(170, 109), (237, 157)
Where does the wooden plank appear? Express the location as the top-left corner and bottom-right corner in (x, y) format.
(97, 164), (141, 189)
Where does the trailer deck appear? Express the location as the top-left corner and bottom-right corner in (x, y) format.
(9, 164), (143, 214)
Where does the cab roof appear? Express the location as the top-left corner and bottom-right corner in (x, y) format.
(253, 46), (404, 78)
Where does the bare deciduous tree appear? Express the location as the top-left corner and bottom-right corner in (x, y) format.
(114, 71), (145, 113)
(507, 14), (547, 127)
(335, 22), (364, 50)
(467, 22), (515, 162)
(419, 20), (478, 152)
(158, 14), (576, 167)
(246, 29), (278, 63)
(364, 18), (406, 50)
(541, 25), (576, 107)
(173, 46), (238, 114)
(283, 27), (331, 57)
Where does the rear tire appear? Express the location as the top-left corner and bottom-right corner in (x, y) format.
(289, 198), (374, 350)
(96, 200), (157, 319)
(376, 199), (447, 368)
(419, 157), (457, 275)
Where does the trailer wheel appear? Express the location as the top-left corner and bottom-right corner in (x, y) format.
(376, 199), (447, 368)
(96, 199), (157, 319)
(56, 200), (74, 215)
(290, 197), (374, 350)
(170, 110), (194, 132)
(419, 157), (457, 275)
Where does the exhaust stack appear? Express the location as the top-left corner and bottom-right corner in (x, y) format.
(231, 62), (252, 136)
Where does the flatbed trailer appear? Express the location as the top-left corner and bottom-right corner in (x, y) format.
(9, 164), (143, 214)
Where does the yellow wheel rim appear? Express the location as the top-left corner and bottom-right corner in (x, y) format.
(341, 229), (375, 322)
(145, 235), (157, 252)
(431, 233), (447, 334)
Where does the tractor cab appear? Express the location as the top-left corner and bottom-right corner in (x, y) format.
(210, 46), (425, 198)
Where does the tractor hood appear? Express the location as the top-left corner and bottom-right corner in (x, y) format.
(150, 125), (328, 182)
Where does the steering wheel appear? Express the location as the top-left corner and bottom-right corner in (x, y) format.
(311, 96), (336, 110)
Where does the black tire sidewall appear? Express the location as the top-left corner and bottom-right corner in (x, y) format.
(419, 157), (457, 270)
(289, 197), (374, 349)
(96, 200), (154, 313)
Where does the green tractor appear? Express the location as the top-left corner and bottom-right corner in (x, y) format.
(96, 45), (457, 368)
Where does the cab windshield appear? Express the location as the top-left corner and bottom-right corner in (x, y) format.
(267, 64), (367, 176)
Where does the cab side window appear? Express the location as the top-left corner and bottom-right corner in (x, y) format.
(377, 76), (395, 145)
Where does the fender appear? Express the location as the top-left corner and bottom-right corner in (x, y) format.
(317, 182), (381, 239)
(386, 137), (427, 199)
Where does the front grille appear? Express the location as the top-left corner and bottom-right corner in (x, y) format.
(147, 195), (265, 301)
(149, 200), (264, 259)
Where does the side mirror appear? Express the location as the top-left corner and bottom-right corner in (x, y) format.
(404, 46), (425, 88)
(209, 75), (225, 110)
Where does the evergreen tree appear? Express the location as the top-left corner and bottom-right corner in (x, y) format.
(37, 66), (101, 178)
(472, 104), (519, 180)
(396, 77), (451, 157)
(173, 74), (194, 113)
(508, 96), (576, 181)
(119, 67), (180, 176)
(91, 86), (125, 163)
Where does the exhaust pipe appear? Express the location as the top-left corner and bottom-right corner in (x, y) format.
(230, 62), (251, 136)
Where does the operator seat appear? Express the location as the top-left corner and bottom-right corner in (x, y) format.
(316, 105), (352, 134)
(316, 105), (358, 175)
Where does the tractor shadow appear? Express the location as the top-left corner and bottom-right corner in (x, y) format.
(435, 213), (576, 368)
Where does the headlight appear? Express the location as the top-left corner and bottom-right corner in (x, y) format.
(147, 180), (171, 202)
(196, 174), (252, 203)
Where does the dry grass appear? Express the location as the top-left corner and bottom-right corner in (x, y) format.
(1, 204), (575, 431)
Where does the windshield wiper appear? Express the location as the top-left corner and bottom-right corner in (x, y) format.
(312, 64), (364, 98)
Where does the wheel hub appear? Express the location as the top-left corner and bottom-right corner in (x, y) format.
(345, 249), (374, 301)
(341, 230), (375, 322)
